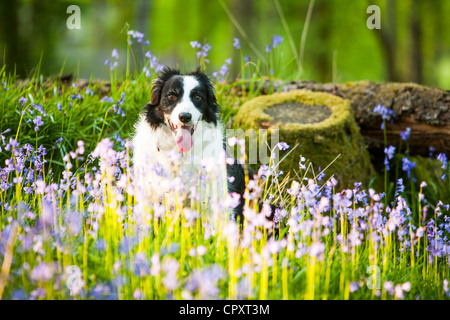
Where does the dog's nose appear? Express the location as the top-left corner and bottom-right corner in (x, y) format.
(178, 112), (192, 124)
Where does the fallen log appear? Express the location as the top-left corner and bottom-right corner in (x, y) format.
(236, 80), (450, 161)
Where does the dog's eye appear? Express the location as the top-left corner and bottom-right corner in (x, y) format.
(194, 95), (202, 101)
(168, 94), (177, 101)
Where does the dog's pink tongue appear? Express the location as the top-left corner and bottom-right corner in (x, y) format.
(175, 127), (193, 152)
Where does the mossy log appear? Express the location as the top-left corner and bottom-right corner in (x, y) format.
(235, 80), (450, 164)
(233, 89), (376, 188)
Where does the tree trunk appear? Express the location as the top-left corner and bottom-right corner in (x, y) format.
(409, 0), (423, 84)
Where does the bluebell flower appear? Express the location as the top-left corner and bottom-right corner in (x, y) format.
(373, 104), (395, 121)
(143, 66), (151, 77)
(317, 171), (325, 181)
(225, 58), (232, 65)
(219, 64), (229, 77)
(33, 116), (44, 131)
(33, 104), (47, 116)
(384, 145), (395, 170)
(85, 87), (94, 96)
(118, 92), (125, 105)
(277, 142), (290, 150)
(402, 157), (416, 178)
(190, 40), (202, 48)
(429, 146), (435, 158)
(233, 37), (241, 49)
(400, 127), (411, 141)
(437, 153), (447, 170)
(101, 96), (114, 103)
(127, 30), (144, 44)
(272, 35), (284, 48)
(243, 55), (250, 63)
(265, 45), (271, 53)
(155, 63), (164, 73)
(396, 178), (405, 195)
(18, 97), (28, 106)
(111, 48), (120, 59)
(385, 145), (395, 160)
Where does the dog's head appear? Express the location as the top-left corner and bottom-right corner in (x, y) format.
(144, 67), (219, 152)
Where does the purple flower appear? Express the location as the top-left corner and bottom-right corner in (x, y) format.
(31, 263), (55, 282)
(265, 45), (271, 53)
(219, 64), (229, 77)
(190, 41), (202, 48)
(225, 58), (232, 65)
(111, 48), (120, 59)
(400, 127), (411, 141)
(429, 146), (435, 158)
(373, 104), (395, 121)
(111, 61), (119, 70)
(243, 55), (250, 63)
(19, 97), (28, 106)
(203, 44), (211, 52)
(127, 30), (144, 44)
(155, 63), (165, 73)
(192, 41), (212, 64)
(402, 157), (416, 178)
(277, 142), (290, 150)
(185, 265), (225, 299)
(33, 116), (44, 131)
(233, 37), (241, 49)
(143, 66), (151, 77)
(272, 35), (284, 48)
(85, 87), (94, 96)
(437, 153), (447, 170)
(33, 104), (47, 116)
(396, 178), (405, 195)
(101, 96), (114, 103)
(385, 145), (395, 160)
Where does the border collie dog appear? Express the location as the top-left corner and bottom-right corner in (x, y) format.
(132, 67), (245, 222)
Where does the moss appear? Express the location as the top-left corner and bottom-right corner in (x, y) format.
(233, 89), (377, 189)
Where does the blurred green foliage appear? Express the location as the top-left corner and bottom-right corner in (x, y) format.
(0, 0), (449, 88)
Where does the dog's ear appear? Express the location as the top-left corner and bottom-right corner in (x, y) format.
(148, 67), (181, 107)
(203, 72), (219, 121)
(205, 80), (219, 111)
(149, 78), (164, 106)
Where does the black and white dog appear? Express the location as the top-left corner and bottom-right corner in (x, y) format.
(132, 67), (246, 222)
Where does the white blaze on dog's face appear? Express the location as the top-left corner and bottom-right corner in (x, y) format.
(168, 76), (202, 152)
